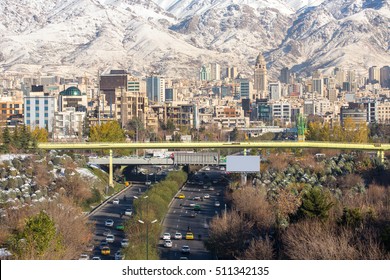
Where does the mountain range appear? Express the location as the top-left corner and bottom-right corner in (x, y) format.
(0, 0), (389, 79)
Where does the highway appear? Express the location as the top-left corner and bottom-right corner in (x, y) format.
(159, 166), (229, 260)
(88, 182), (148, 260)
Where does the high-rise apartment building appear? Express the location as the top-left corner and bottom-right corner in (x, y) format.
(368, 66), (380, 84)
(333, 67), (345, 87)
(280, 67), (290, 84)
(380, 66), (390, 88)
(210, 63), (221, 81)
(312, 77), (324, 97)
(199, 65), (211, 81)
(24, 85), (56, 132)
(269, 82), (281, 101)
(147, 75), (165, 103)
(253, 52), (268, 100)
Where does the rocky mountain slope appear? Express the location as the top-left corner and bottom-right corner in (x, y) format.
(0, 0), (388, 79)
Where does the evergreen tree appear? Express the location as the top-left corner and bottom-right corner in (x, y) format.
(12, 125), (21, 149)
(2, 126), (11, 144)
(297, 186), (334, 220)
(19, 125), (31, 151)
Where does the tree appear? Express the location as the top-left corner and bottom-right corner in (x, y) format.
(89, 121), (125, 142)
(31, 127), (49, 142)
(126, 117), (145, 141)
(229, 127), (239, 141)
(306, 120), (322, 141)
(297, 186), (334, 220)
(9, 211), (59, 259)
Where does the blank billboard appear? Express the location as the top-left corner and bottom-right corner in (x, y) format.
(226, 156), (260, 173)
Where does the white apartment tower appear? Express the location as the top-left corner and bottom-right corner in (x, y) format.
(253, 52), (268, 100)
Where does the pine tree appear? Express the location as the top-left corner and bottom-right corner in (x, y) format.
(297, 186), (334, 220)
(12, 125), (21, 149)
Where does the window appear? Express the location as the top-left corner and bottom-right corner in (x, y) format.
(26, 106), (30, 111)
(26, 100), (30, 105)
(14, 110), (19, 114)
(27, 113), (30, 117)
(36, 113), (39, 117)
(26, 120), (30, 125)
(35, 106), (39, 111)
(35, 120), (39, 124)
(1, 104), (6, 108)
(35, 100), (39, 105)
(44, 100), (48, 105)
(44, 113), (48, 117)
(2, 110), (6, 114)
(14, 104), (19, 108)
(44, 106), (48, 111)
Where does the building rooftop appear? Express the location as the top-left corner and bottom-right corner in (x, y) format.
(60, 86), (82, 96)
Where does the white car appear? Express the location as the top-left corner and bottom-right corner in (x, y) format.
(162, 233), (171, 240)
(102, 229), (111, 236)
(124, 208), (133, 216)
(204, 166), (210, 171)
(91, 256), (101, 260)
(78, 254), (89, 260)
(113, 198), (120, 204)
(174, 232), (182, 240)
(106, 234), (115, 243)
(145, 180), (152, 186)
(181, 245), (190, 254)
(193, 196), (201, 201)
(214, 201), (220, 207)
(203, 194), (210, 199)
(189, 202), (196, 207)
(121, 239), (129, 248)
(105, 219), (114, 227)
(115, 250), (125, 260)
(164, 240), (173, 248)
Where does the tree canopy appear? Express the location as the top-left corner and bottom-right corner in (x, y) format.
(89, 121), (126, 142)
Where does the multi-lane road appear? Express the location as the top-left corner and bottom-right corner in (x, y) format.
(159, 166), (228, 260)
(86, 166), (228, 260)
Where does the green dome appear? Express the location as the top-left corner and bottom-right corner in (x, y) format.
(60, 86), (81, 96)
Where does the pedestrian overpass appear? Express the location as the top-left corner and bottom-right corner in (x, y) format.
(37, 141), (390, 188)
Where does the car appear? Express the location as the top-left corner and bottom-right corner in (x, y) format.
(185, 232), (194, 240)
(214, 201), (220, 207)
(99, 240), (108, 249)
(174, 232), (182, 240)
(203, 194), (210, 199)
(220, 167), (225, 171)
(208, 186), (215, 191)
(116, 224), (124, 231)
(78, 254), (89, 260)
(177, 193), (185, 199)
(194, 204), (201, 211)
(145, 180), (152, 186)
(106, 234), (115, 243)
(181, 245), (190, 254)
(101, 246), (110, 255)
(180, 257), (188, 260)
(91, 256), (101, 260)
(190, 211), (197, 217)
(198, 181), (204, 185)
(121, 239), (129, 248)
(162, 233), (171, 240)
(189, 202), (196, 207)
(204, 166), (210, 171)
(113, 198), (120, 204)
(85, 244), (94, 252)
(164, 239), (173, 248)
(105, 219), (114, 227)
(115, 250), (125, 260)
(212, 180), (218, 184)
(102, 229), (111, 236)
(124, 208), (133, 216)
(193, 196), (201, 201)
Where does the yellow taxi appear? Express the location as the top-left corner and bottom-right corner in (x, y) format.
(177, 193), (185, 199)
(185, 232), (194, 240)
(101, 246), (110, 255)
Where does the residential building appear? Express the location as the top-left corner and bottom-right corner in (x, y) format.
(147, 75), (165, 103)
(53, 107), (85, 139)
(369, 66), (381, 84)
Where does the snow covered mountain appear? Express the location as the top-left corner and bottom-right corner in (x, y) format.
(0, 0), (389, 79)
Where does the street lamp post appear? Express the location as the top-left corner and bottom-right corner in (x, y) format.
(133, 195), (148, 219)
(138, 219), (158, 260)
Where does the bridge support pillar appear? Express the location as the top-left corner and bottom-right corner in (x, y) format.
(241, 173), (247, 186)
(377, 150), (384, 164)
(109, 149), (113, 188)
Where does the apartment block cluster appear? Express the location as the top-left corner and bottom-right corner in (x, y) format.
(0, 53), (389, 140)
